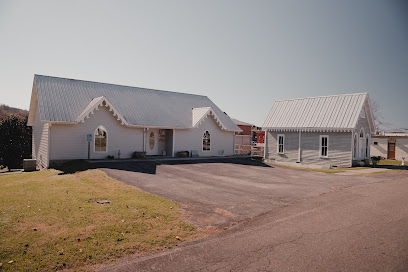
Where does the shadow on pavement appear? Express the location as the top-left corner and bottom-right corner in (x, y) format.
(53, 157), (272, 175)
(372, 164), (408, 170)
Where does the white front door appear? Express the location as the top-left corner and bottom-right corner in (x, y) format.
(359, 137), (365, 160)
(146, 129), (159, 155)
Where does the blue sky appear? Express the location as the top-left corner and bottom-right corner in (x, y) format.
(0, 0), (407, 130)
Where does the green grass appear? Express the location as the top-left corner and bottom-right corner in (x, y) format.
(0, 169), (203, 271)
(376, 159), (404, 166)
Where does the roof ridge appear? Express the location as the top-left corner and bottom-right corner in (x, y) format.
(34, 74), (208, 98)
(274, 92), (367, 102)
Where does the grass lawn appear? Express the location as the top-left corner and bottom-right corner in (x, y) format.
(0, 168), (203, 271)
(376, 159), (404, 165)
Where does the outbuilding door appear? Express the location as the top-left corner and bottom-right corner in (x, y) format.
(358, 131), (365, 160)
(387, 143), (396, 159)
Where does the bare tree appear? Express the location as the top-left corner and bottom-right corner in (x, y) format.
(370, 98), (385, 132)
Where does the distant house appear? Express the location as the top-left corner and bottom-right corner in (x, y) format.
(371, 132), (408, 160)
(263, 93), (375, 168)
(27, 75), (241, 169)
(232, 118), (254, 154)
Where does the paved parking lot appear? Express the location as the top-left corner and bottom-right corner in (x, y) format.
(94, 158), (383, 229)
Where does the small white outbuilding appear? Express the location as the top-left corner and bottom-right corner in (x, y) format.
(27, 75), (241, 169)
(263, 93), (375, 169)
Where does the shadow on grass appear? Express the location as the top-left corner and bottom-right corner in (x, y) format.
(53, 160), (96, 175)
(54, 157), (273, 175)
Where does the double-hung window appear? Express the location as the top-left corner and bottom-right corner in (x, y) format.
(320, 135), (328, 157)
(277, 134), (284, 154)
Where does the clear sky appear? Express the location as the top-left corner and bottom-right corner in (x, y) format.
(0, 0), (407, 130)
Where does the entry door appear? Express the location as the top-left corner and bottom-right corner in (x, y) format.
(387, 143), (396, 159)
(359, 137), (365, 160)
(146, 129), (159, 155)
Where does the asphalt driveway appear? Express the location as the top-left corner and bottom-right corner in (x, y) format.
(93, 158), (381, 229)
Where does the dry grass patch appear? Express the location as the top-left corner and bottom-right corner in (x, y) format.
(0, 169), (203, 271)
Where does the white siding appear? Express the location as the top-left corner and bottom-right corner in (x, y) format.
(50, 106), (144, 161)
(266, 131), (352, 168)
(174, 116), (235, 157)
(32, 106), (49, 169)
(371, 137), (408, 160)
(371, 138), (388, 158)
(396, 138), (408, 160)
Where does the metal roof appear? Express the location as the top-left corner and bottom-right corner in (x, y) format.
(29, 75), (241, 131)
(263, 93), (374, 132)
(231, 118), (255, 127)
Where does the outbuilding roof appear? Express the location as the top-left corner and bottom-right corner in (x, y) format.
(28, 75), (241, 132)
(263, 93), (375, 132)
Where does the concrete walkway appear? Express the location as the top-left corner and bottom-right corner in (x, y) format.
(335, 168), (391, 175)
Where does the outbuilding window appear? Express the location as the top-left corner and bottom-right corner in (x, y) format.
(353, 134), (358, 159)
(320, 135), (328, 158)
(277, 134), (284, 154)
(94, 126), (107, 152)
(203, 131), (210, 151)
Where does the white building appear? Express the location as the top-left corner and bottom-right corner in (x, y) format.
(263, 93), (375, 169)
(371, 132), (408, 160)
(27, 75), (241, 169)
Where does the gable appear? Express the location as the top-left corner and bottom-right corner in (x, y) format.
(192, 107), (239, 132)
(75, 96), (129, 126)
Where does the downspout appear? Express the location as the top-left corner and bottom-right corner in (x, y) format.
(142, 128), (146, 153)
(172, 129), (175, 157)
(233, 131), (236, 154)
(298, 130), (302, 163)
(263, 129), (268, 159)
(48, 122), (51, 168)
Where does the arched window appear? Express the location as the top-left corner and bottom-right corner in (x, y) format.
(353, 133), (358, 159)
(95, 126), (107, 152)
(360, 128), (365, 138)
(203, 131), (210, 151)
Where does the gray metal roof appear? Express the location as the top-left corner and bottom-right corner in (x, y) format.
(263, 93), (374, 131)
(31, 75), (240, 131)
(231, 118), (255, 127)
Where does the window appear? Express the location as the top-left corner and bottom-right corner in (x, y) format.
(203, 131), (210, 151)
(94, 126), (107, 152)
(277, 134), (284, 154)
(374, 142), (378, 145)
(320, 135), (328, 157)
(360, 128), (365, 138)
(353, 134), (358, 158)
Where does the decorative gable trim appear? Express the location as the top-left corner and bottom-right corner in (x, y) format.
(75, 96), (129, 126)
(192, 107), (233, 131)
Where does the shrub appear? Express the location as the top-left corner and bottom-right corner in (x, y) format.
(0, 115), (32, 169)
(132, 151), (146, 159)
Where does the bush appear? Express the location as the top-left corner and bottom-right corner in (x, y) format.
(0, 115), (32, 169)
(132, 151), (146, 159)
